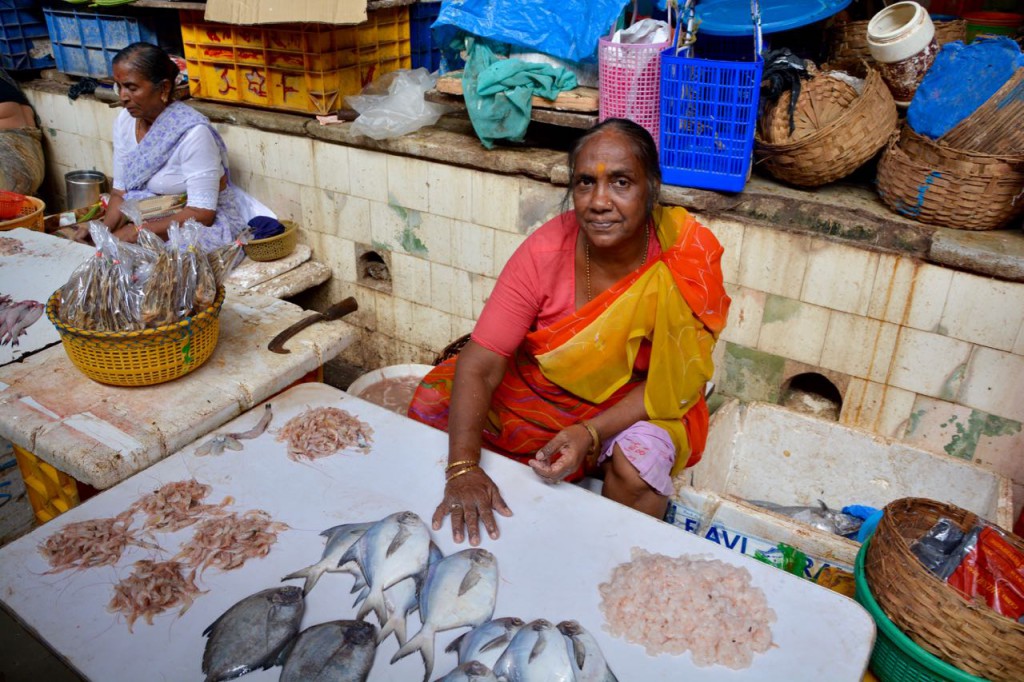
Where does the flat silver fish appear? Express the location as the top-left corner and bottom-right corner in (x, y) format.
(377, 541), (444, 646)
(196, 404), (274, 456)
(278, 620), (377, 682)
(446, 617), (526, 670)
(282, 521), (374, 595)
(3, 301), (43, 347)
(493, 619), (574, 682)
(748, 498), (863, 536)
(392, 548), (499, 682)
(556, 620), (618, 682)
(342, 511), (432, 626)
(202, 586), (304, 682)
(434, 660), (499, 682)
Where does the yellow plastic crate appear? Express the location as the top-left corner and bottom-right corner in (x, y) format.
(179, 9), (411, 115)
(12, 444), (81, 524)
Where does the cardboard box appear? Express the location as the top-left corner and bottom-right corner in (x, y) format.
(204, 0), (368, 27)
(667, 400), (1014, 580)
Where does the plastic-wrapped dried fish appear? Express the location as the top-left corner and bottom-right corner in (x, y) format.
(207, 227), (250, 289)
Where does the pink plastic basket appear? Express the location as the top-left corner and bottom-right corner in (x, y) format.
(598, 36), (670, 144)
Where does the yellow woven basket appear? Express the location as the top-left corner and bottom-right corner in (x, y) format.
(243, 220), (298, 262)
(45, 287), (226, 387)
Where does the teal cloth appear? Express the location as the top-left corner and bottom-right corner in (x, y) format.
(462, 37), (578, 149)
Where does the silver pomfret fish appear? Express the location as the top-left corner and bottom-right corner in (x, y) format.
(446, 616), (526, 669)
(202, 586), (304, 682)
(493, 619), (574, 682)
(279, 620), (377, 682)
(434, 660), (499, 682)
(392, 548), (499, 682)
(282, 521), (374, 594)
(556, 620), (618, 682)
(342, 511), (432, 625)
(379, 541), (444, 646)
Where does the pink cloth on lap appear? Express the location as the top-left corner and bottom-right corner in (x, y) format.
(598, 421), (676, 497)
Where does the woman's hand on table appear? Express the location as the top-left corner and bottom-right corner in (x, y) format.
(432, 466), (512, 546)
(530, 424), (593, 483)
(112, 224), (139, 243)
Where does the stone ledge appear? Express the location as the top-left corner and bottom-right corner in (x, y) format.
(26, 80), (1024, 282)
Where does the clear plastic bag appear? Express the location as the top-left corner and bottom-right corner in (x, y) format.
(207, 227), (250, 288)
(347, 69), (451, 140)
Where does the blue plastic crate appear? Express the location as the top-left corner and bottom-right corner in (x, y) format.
(658, 47), (763, 192)
(0, 0), (53, 71)
(42, 6), (181, 79)
(410, 1), (441, 72)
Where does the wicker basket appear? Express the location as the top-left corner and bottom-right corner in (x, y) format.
(754, 65), (898, 187)
(864, 497), (1024, 682)
(45, 287), (226, 387)
(0, 196), (44, 232)
(829, 19), (967, 64)
(244, 220), (298, 262)
(877, 126), (1024, 230)
(940, 67), (1024, 156)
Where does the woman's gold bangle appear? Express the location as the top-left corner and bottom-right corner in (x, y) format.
(445, 464), (480, 483)
(579, 420), (600, 455)
(445, 459), (478, 472)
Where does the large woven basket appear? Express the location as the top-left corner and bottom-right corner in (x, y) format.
(829, 19), (967, 63)
(46, 287), (226, 387)
(243, 220), (298, 262)
(755, 64), (897, 187)
(877, 126), (1024, 230)
(864, 497), (1024, 682)
(0, 196), (44, 232)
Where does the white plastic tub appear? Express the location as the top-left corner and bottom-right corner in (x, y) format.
(346, 363), (433, 415)
(667, 400), (1014, 577)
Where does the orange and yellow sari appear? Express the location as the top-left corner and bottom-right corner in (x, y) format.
(408, 206), (730, 479)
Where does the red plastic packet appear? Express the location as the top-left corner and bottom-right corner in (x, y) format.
(947, 526), (1024, 620)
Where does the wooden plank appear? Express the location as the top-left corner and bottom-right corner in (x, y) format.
(425, 90), (597, 130)
(436, 71), (599, 113)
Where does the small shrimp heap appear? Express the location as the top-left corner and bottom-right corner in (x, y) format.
(130, 479), (231, 532)
(599, 548), (776, 669)
(108, 560), (204, 632)
(176, 510), (289, 572)
(39, 514), (157, 573)
(276, 406), (374, 461)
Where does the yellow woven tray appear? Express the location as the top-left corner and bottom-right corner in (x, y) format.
(244, 221), (298, 262)
(46, 287), (226, 387)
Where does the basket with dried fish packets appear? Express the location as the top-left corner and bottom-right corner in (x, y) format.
(46, 222), (228, 386)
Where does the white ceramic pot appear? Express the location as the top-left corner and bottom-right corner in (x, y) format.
(867, 2), (935, 63)
(867, 2), (937, 105)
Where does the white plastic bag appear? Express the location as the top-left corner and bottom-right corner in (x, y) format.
(347, 68), (451, 140)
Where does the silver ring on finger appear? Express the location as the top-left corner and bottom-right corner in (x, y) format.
(449, 502), (463, 511)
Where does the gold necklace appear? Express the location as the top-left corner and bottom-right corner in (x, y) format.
(585, 224), (650, 302)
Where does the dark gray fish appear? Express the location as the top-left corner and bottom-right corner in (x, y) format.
(434, 660), (499, 682)
(202, 586), (304, 682)
(377, 541), (444, 646)
(278, 620), (377, 682)
(556, 620), (618, 682)
(446, 617), (526, 669)
(341, 511), (432, 626)
(392, 548), (499, 682)
(747, 498), (863, 536)
(493, 619), (574, 682)
(282, 521), (374, 595)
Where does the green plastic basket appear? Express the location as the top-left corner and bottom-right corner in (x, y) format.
(854, 539), (986, 682)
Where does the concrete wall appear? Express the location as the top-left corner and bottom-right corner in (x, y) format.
(27, 89), (1024, 516)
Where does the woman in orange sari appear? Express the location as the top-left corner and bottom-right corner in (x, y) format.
(408, 119), (730, 545)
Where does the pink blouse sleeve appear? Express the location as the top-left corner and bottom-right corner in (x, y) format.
(472, 241), (542, 358)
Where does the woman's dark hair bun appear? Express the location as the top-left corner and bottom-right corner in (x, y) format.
(112, 42), (178, 88)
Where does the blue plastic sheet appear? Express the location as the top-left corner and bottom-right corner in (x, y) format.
(432, 0), (630, 63)
(908, 37), (1024, 140)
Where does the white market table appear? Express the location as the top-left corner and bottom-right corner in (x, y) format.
(0, 383), (876, 681)
(0, 230), (356, 491)
(0, 227), (92, 365)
